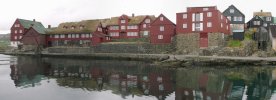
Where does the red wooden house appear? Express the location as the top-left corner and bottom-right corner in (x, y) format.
(21, 25), (48, 50)
(176, 6), (230, 48)
(107, 14), (155, 39)
(46, 19), (111, 47)
(10, 19), (44, 47)
(150, 14), (176, 44)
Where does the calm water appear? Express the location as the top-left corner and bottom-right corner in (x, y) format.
(1, 54), (276, 100)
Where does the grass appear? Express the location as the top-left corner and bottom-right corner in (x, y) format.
(228, 40), (242, 47)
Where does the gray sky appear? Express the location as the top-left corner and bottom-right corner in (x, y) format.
(0, 0), (275, 34)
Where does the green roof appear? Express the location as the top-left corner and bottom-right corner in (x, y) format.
(18, 19), (48, 34)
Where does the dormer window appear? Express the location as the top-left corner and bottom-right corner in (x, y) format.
(71, 26), (76, 29)
(80, 25), (85, 29)
(98, 27), (102, 31)
(266, 17), (271, 21)
(14, 24), (20, 27)
(230, 9), (234, 13)
(145, 19), (150, 23)
(63, 26), (68, 29)
(121, 20), (126, 23)
(160, 17), (164, 21)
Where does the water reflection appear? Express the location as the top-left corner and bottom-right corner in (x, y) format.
(7, 56), (276, 100)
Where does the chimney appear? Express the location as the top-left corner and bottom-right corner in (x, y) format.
(31, 24), (34, 26)
(132, 13), (135, 17)
(48, 25), (51, 29)
(261, 10), (263, 12)
(33, 19), (36, 22)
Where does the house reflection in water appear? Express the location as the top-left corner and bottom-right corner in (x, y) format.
(175, 68), (232, 100)
(10, 56), (51, 88)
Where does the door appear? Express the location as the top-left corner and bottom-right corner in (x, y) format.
(200, 32), (208, 48)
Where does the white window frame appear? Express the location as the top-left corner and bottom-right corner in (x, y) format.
(121, 20), (126, 23)
(203, 8), (209, 11)
(227, 16), (231, 21)
(158, 35), (163, 39)
(121, 26), (126, 30)
(207, 22), (212, 28)
(160, 26), (164, 31)
(14, 36), (17, 40)
(19, 30), (23, 33)
(183, 14), (187, 19)
(160, 17), (164, 21)
(14, 30), (17, 34)
(221, 23), (223, 28)
(230, 9), (234, 13)
(143, 31), (149, 36)
(266, 17), (271, 21)
(68, 34), (71, 38)
(183, 24), (187, 29)
(145, 19), (150, 23)
(76, 34), (79, 38)
(143, 24), (147, 28)
(207, 12), (212, 17)
(55, 35), (59, 38)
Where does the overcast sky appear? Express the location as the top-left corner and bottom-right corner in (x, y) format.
(0, 0), (275, 34)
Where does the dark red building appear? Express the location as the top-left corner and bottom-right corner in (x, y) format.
(176, 6), (230, 48)
(10, 19), (44, 47)
(150, 14), (176, 44)
(21, 26), (47, 48)
(107, 14), (155, 39)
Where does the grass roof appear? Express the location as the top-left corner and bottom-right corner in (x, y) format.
(47, 19), (110, 34)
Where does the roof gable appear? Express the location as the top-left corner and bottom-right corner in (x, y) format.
(17, 19), (47, 34)
(151, 14), (175, 26)
(223, 5), (245, 17)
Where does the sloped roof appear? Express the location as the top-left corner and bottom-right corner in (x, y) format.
(18, 19), (47, 34)
(223, 5), (245, 17)
(47, 19), (110, 34)
(106, 15), (156, 26)
(253, 11), (272, 17)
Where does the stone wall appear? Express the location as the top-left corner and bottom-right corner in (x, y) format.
(174, 33), (200, 54)
(208, 33), (225, 47)
(47, 43), (173, 54)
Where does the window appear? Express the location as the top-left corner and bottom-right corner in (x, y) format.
(127, 25), (138, 29)
(14, 36), (17, 40)
(71, 26), (75, 29)
(227, 16), (231, 21)
(145, 19), (150, 23)
(81, 34), (86, 38)
(143, 24), (147, 28)
(68, 34), (71, 38)
(254, 21), (260, 25)
(221, 23), (223, 28)
(60, 34), (65, 38)
(80, 25), (84, 29)
(121, 26), (126, 30)
(14, 24), (20, 27)
(143, 31), (149, 36)
(221, 15), (223, 19)
(110, 26), (119, 30)
(207, 12), (212, 17)
(266, 17), (271, 21)
(160, 26), (164, 31)
(226, 25), (229, 30)
(195, 23), (201, 31)
(127, 32), (138, 36)
(72, 34), (76, 38)
(158, 35), (163, 39)
(193, 13), (203, 21)
(230, 9), (234, 13)
(19, 30), (23, 33)
(76, 34), (79, 38)
(14, 30), (17, 34)
(203, 8), (209, 11)
(19, 36), (22, 39)
(183, 24), (187, 29)
(207, 22), (212, 27)
(63, 26), (68, 29)
(54, 35), (59, 38)
(110, 32), (119, 36)
(86, 34), (90, 38)
(183, 14), (187, 19)
(160, 17), (164, 21)
(264, 23), (267, 27)
(121, 20), (126, 23)
(234, 16), (242, 21)
(193, 23), (203, 31)
(98, 27), (102, 31)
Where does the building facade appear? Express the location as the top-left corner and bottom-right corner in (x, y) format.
(223, 5), (245, 40)
(150, 14), (176, 44)
(10, 19), (44, 47)
(107, 14), (155, 39)
(176, 6), (230, 53)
